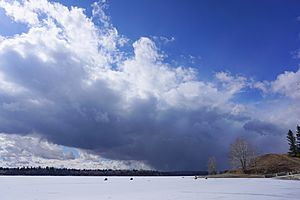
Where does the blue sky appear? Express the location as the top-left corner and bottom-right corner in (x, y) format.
(0, 0), (299, 170)
(54, 0), (300, 80)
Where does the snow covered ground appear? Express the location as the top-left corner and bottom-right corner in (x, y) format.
(0, 176), (299, 200)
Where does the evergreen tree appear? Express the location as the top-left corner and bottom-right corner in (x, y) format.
(296, 125), (300, 156)
(287, 129), (297, 157)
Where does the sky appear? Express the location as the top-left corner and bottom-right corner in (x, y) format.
(0, 0), (299, 171)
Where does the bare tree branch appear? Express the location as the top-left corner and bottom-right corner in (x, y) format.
(229, 137), (257, 173)
(207, 156), (217, 175)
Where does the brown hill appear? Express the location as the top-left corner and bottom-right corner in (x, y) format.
(248, 153), (300, 174)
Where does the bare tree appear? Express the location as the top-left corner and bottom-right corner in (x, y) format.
(207, 156), (217, 175)
(229, 137), (256, 173)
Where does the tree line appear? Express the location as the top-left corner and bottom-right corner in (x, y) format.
(0, 166), (207, 176)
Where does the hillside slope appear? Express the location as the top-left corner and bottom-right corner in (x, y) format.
(248, 154), (300, 174)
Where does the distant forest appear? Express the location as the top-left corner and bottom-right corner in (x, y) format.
(0, 167), (207, 176)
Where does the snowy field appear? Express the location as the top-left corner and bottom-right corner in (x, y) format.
(0, 176), (299, 200)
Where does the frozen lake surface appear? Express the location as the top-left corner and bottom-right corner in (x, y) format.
(0, 176), (299, 200)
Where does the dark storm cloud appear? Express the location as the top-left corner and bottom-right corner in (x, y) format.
(0, 75), (269, 170)
(243, 120), (285, 136)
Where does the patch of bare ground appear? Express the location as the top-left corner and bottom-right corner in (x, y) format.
(247, 153), (300, 174)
